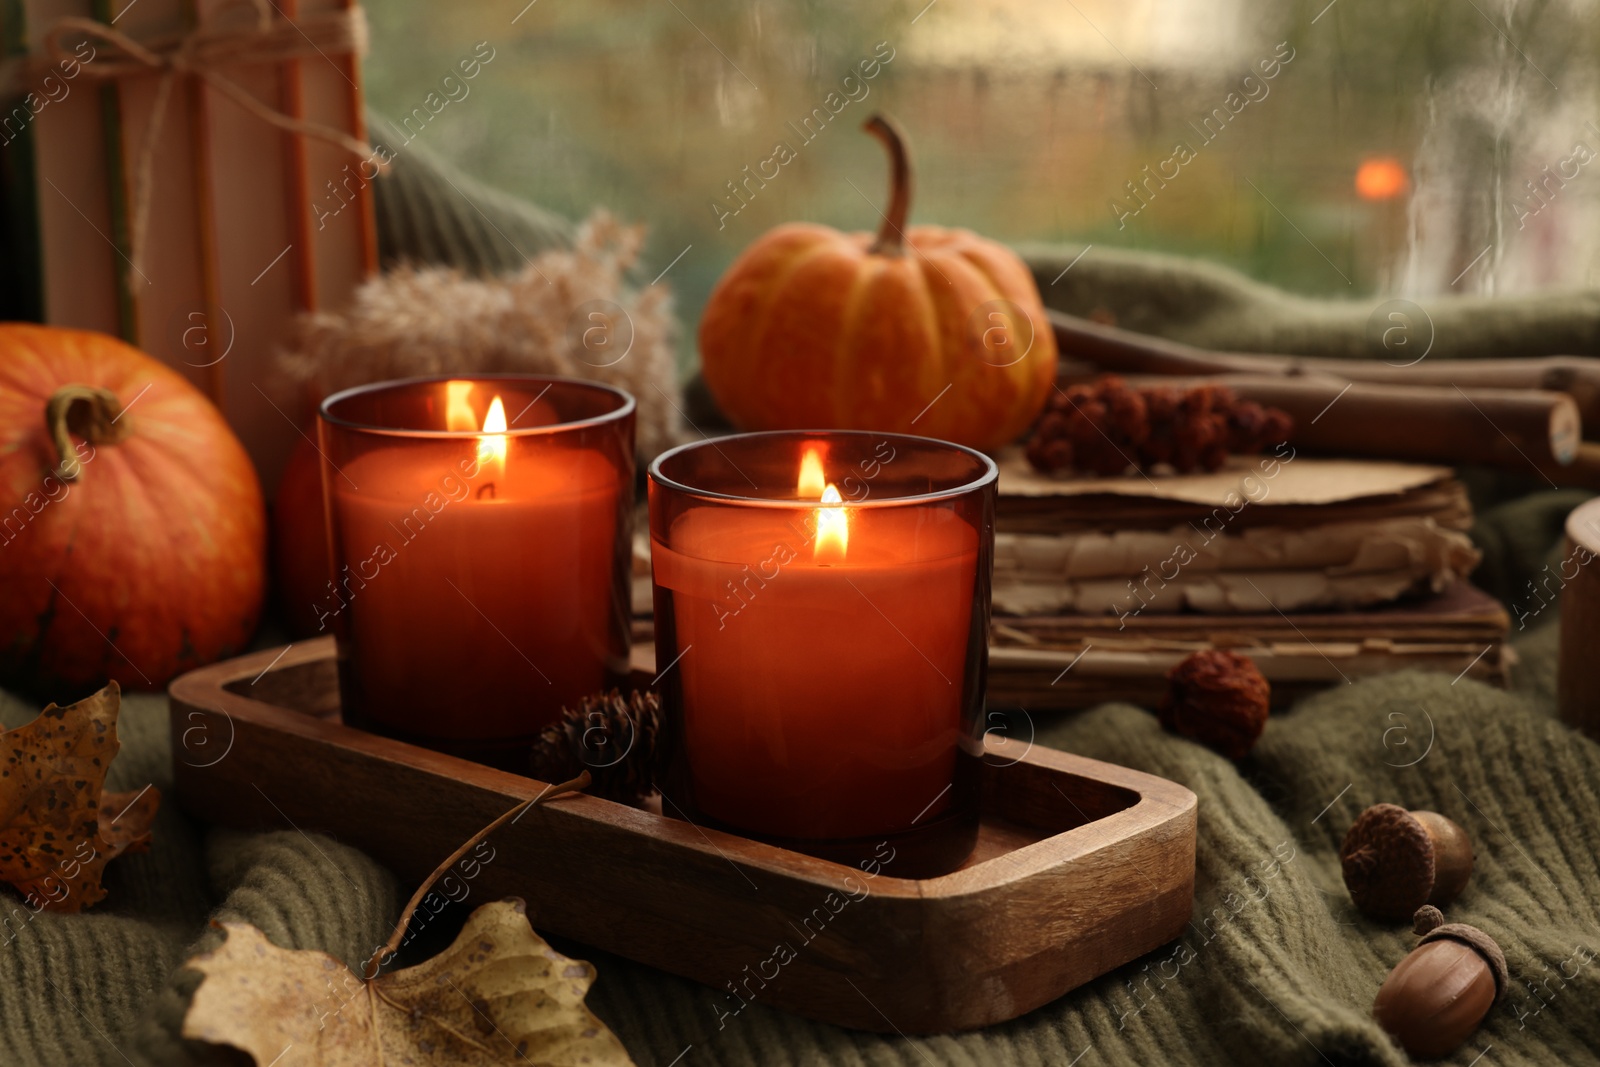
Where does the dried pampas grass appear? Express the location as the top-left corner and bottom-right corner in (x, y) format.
(283, 211), (682, 460)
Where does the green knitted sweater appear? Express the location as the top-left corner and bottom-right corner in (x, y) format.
(3, 134), (1597, 1067)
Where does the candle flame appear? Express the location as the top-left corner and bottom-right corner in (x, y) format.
(799, 446), (848, 561)
(815, 483), (848, 563)
(445, 380), (479, 431)
(477, 395), (508, 475)
(797, 446), (827, 499)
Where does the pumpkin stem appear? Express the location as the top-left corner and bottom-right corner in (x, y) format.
(863, 114), (913, 256)
(46, 384), (131, 482)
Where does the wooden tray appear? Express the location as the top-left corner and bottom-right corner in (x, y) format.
(168, 638), (1197, 1034)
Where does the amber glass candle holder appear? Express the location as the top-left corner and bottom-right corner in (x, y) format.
(648, 430), (996, 877)
(318, 375), (635, 764)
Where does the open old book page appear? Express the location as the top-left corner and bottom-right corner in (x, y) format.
(996, 448), (1455, 506)
(995, 449), (1475, 535)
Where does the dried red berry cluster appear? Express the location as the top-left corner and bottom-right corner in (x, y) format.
(1160, 649), (1271, 760)
(1026, 376), (1294, 476)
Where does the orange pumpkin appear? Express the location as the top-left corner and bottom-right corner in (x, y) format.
(0, 325), (265, 693)
(699, 114), (1057, 453)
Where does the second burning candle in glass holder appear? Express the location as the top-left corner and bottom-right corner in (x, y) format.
(648, 430), (996, 877)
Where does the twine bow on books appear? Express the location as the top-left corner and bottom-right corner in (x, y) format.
(4, 0), (379, 288)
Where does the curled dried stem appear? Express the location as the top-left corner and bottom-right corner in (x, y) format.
(367, 769), (591, 977)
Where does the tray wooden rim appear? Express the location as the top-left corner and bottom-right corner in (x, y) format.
(172, 638), (1195, 897)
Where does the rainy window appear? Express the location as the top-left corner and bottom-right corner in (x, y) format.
(364, 0), (1599, 348)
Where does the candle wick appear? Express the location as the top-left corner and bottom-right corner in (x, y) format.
(477, 482), (497, 500)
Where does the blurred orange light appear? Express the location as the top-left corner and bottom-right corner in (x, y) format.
(1356, 157), (1410, 200)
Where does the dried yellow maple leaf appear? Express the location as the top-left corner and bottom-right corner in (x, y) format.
(182, 772), (633, 1066)
(0, 680), (160, 912)
(184, 899), (634, 1066)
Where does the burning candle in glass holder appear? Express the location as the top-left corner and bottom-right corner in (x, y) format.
(317, 375), (635, 764)
(648, 431), (996, 877)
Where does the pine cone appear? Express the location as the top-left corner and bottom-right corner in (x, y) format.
(528, 689), (662, 804)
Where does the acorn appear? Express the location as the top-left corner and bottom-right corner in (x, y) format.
(1373, 905), (1506, 1059)
(1340, 804), (1474, 921)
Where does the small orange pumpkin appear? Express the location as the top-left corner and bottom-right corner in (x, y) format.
(0, 325), (265, 693)
(699, 114), (1057, 453)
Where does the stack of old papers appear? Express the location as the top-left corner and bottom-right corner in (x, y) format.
(991, 449), (1510, 709)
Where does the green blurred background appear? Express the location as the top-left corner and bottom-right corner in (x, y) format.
(362, 0), (1600, 370)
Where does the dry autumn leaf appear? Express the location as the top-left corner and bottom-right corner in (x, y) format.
(182, 774), (631, 1066)
(0, 680), (160, 911)
(183, 898), (634, 1066)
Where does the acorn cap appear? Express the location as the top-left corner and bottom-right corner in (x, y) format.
(1341, 804), (1437, 920)
(1412, 906), (1508, 1005)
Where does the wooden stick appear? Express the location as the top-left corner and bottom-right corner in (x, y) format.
(1236, 378), (1579, 470)
(1049, 311), (1240, 376)
(1559, 497), (1600, 738)
(1068, 371), (1585, 478)
(1526, 441), (1600, 492)
(1049, 311), (1600, 427)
